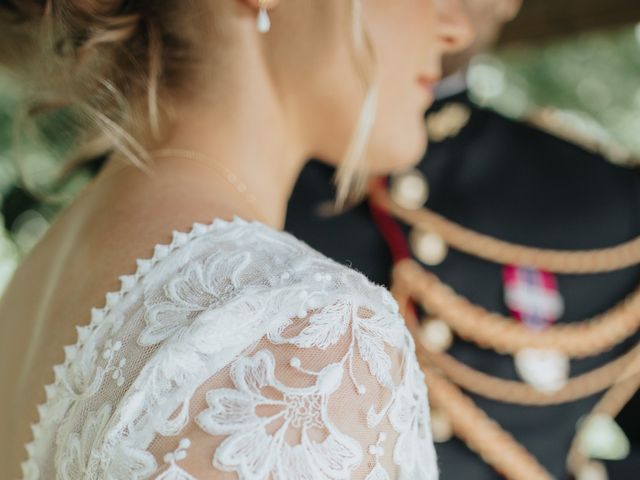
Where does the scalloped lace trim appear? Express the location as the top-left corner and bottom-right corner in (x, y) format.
(21, 216), (254, 477)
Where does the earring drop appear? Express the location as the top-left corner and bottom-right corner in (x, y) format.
(257, 0), (271, 33)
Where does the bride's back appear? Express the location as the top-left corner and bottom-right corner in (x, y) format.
(0, 158), (437, 480)
(0, 159), (236, 477)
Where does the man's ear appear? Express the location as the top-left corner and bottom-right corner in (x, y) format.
(499, 0), (523, 22)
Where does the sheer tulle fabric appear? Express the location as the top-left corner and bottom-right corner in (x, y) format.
(20, 217), (438, 479)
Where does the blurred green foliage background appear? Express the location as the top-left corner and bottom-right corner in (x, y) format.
(469, 26), (640, 161)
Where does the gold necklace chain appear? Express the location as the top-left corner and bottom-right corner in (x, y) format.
(150, 148), (269, 224)
(370, 183), (640, 274)
(395, 259), (640, 358)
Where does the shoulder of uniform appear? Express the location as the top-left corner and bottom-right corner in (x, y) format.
(427, 99), (640, 168)
(521, 107), (638, 167)
(425, 97), (528, 144)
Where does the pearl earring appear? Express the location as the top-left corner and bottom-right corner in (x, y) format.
(257, 0), (271, 33)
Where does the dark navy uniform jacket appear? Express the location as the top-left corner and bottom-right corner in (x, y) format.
(285, 91), (640, 479)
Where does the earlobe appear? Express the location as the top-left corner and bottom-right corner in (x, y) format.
(239, 0), (280, 33)
(240, 0), (280, 10)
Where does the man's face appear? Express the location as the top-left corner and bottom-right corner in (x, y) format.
(441, 0), (522, 77)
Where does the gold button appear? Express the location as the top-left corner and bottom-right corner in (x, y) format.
(514, 348), (569, 393)
(420, 318), (453, 353)
(576, 413), (630, 461)
(410, 227), (448, 265)
(430, 408), (454, 443)
(425, 103), (471, 142)
(389, 169), (429, 210)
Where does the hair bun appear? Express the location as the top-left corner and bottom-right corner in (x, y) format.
(0, 0), (196, 196)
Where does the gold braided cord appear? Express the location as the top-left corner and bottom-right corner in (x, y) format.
(425, 343), (640, 406)
(370, 185), (640, 274)
(393, 268), (640, 405)
(396, 286), (640, 480)
(426, 372), (554, 480)
(372, 178), (640, 477)
(395, 259), (640, 358)
(395, 290), (554, 480)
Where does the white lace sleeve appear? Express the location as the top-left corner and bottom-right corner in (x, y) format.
(21, 218), (437, 480)
(150, 291), (436, 480)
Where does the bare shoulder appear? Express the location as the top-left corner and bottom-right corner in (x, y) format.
(18, 157), (245, 312)
(75, 157), (244, 264)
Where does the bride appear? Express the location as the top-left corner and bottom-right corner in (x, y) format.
(0, 1), (472, 478)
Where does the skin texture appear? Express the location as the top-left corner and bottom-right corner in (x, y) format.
(99, 0), (475, 228)
(0, 1), (474, 476)
(442, 0), (522, 76)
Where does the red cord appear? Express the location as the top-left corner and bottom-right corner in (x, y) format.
(368, 176), (412, 264)
(368, 176), (417, 317)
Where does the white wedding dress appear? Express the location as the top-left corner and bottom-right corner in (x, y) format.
(19, 217), (438, 479)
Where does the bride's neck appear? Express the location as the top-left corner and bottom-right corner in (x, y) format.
(148, 57), (311, 230)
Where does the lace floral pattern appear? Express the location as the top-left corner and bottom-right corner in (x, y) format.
(18, 217), (438, 480)
(196, 349), (362, 478)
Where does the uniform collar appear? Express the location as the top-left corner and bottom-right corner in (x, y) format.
(433, 71), (468, 102)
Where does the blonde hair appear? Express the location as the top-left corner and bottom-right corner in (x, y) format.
(0, 0), (378, 208)
(334, 0), (379, 209)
